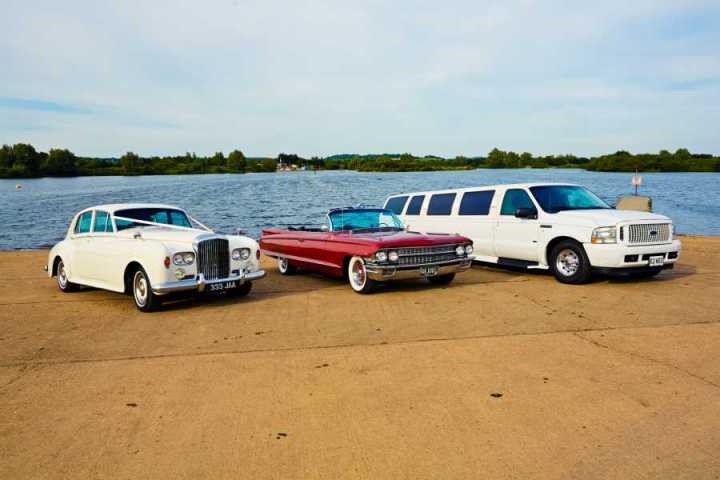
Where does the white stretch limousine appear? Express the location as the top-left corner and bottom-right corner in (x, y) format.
(384, 183), (681, 284)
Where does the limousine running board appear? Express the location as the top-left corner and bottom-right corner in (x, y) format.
(497, 257), (540, 269)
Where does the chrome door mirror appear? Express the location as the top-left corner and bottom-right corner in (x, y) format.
(320, 225), (329, 232)
(235, 228), (247, 236)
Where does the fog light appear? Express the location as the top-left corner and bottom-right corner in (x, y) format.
(175, 268), (186, 280)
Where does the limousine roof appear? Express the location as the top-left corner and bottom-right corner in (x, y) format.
(79, 203), (185, 214)
(386, 182), (580, 197)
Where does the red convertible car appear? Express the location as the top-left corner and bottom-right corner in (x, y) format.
(260, 207), (473, 293)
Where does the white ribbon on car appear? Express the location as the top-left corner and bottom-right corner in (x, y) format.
(112, 215), (214, 233)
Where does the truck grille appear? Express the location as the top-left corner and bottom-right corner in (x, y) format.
(628, 223), (671, 244)
(197, 238), (230, 280)
(397, 244), (460, 266)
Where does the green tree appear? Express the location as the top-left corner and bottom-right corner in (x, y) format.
(120, 151), (141, 175)
(46, 148), (77, 176)
(226, 149), (246, 172)
(11, 143), (42, 177)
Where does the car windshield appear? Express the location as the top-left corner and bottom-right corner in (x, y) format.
(114, 208), (193, 231)
(328, 209), (404, 232)
(529, 185), (611, 213)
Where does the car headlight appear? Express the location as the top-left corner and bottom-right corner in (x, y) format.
(465, 244), (473, 255)
(375, 251), (388, 262)
(591, 226), (617, 244)
(232, 248), (251, 261)
(388, 251), (399, 262)
(455, 245), (466, 256)
(173, 252), (195, 265)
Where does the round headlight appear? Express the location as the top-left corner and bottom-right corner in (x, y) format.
(173, 253), (185, 265)
(465, 244), (473, 255)
(231, 249), (241, 261)
(388, 251), (399, 262)
(455, 245), (465, 256)
(375, 251), (388, 262)
(182, 252), (195, 265)
(233, 248), (251, 261)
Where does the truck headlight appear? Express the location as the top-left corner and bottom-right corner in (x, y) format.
(591, 226), (617, 244)
(173, 252), (195, 265)
(455, 245), (466, 256)
(232, 248), (251, 261)
(388, 251), (399, 262)
(375, 251), (388, 262)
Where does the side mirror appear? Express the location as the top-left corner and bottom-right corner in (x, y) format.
(235, 228), (247, 236)
(320, 225), (329, 232)
(515, 208), (537, 219)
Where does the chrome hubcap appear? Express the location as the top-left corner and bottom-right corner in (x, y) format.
(58, 262), (67, 288)
(134, 272), (148, 307)
(556, 248), (580, 276)
(279, 257), (288, 272)
(351, 260), (366, 289)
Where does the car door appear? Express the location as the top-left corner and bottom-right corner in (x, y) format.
(83, 210), (116, 284)
(71, 210), (95, 280)
(493, 188), (540, 262)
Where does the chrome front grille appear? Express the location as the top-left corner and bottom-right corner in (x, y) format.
(197, 238), (230, 280)
(396, 244), (460, 266)
(628, 223), (671, 244)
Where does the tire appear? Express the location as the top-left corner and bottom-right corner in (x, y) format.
(347, 256), (377, 294)
(132, 268), (161, 312)
(428, 273), (455, 285)
(277, 257), (297, 275)
(229, 281), (253, 297)
(56, 259), (79, 292)
(550, 241), (592, 284)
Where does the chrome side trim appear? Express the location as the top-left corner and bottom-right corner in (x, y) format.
(261, 249), (342, 269)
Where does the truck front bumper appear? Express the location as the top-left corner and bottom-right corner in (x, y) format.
(152, 269), (266, 295)
(584, 239), (681, 269)
(365, 259), (472, 281)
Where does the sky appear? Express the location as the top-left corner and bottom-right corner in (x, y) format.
(1, 0), (719, 158)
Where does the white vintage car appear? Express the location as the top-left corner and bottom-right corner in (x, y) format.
(45, 203), (265, 311)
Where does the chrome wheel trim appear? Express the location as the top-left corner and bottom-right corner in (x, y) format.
(349, 258), (366, 291)
(278, 257), (289, 273)
(57, 261), (68, 288)
(133, 271), (148, 307)
(556, 248), (580, 277)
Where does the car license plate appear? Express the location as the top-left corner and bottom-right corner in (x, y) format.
(420, 266), (438, 276)
(208, 281), (237, 292)
(648, 255), (664, 267)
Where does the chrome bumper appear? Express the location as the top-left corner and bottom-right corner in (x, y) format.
(365, 260), (472, 281)
(152, 270), (266, 295)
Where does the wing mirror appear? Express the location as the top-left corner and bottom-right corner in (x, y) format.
(515, 207), (538, 219)
(235, 228), (247, 236)
(320, 225), (329, 232)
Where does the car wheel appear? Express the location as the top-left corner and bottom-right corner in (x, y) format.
(229, 281), (253, 297)
(132, 268), (161, 312)
(348, 256), (377, 294)
(277, 257), (297, 275)
(56, 259), (79, 292)
(550, 241), (592, 284)
(428, 273), (455, 285)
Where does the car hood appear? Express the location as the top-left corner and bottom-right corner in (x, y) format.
(331, 230), (469, 247)
(551, 209), (671, 226)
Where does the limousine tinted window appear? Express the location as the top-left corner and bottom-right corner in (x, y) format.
(427, 193), (456, 215)
(406, 195), (425, 215)
(459, 190), (495, 215)
(500, 189), (535, 215)
(385, 196), (409, 215)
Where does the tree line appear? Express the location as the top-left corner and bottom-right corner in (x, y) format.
(1, 143), (718, 178)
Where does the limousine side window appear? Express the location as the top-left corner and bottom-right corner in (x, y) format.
(93, 210), (112, 232)
(385, 196), (409, 215)
(74, 211), (93, 234)
(459, 191), (495, 215)
(427, 193), (456, 215)
(500, 189), (535, 215)
(406, 195), (425, 215)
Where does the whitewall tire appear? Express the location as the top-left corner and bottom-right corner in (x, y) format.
(348, 256), (377, 294)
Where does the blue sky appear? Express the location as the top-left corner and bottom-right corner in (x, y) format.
(1, 0), (718, 157)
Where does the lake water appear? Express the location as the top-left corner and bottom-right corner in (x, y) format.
(1, 169), (719, 250)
